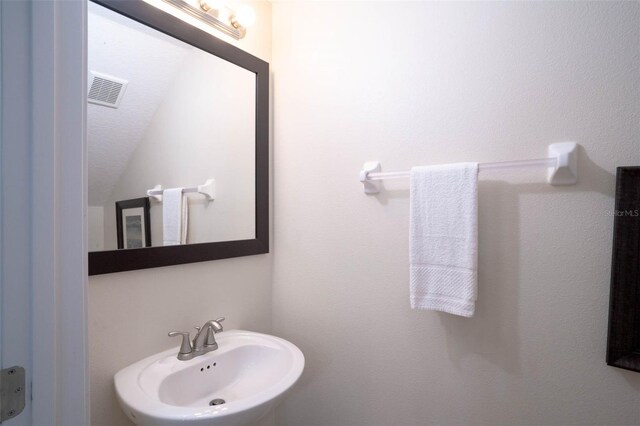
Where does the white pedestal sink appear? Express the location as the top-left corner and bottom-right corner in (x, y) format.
(114, 330), (304, 426)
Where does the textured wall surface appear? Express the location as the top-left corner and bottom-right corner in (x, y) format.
(88, 1), (272, 425)
(272, 2), (640, 425)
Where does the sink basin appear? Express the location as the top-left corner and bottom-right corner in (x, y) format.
(114, 330), (304, 425)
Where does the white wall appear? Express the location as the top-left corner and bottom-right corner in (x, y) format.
(88, 206), (105, 251)
(88, 2), (271, 425)
(272, 2), (640, 425)
(103, 47), (256, 249)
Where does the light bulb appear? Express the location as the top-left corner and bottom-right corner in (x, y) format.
(216, 6), (232, 23)
(234, 4), (256, 27)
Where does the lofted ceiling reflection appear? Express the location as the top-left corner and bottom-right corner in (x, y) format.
(88, 2), (192, 206)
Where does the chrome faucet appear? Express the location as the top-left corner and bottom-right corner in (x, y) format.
(168, 317), (225, 361)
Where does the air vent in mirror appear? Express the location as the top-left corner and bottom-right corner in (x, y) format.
(88, 71), (128, 108)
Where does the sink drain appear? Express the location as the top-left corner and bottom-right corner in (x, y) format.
(209, 398), (225, 406)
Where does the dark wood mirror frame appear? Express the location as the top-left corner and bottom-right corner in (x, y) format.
(88, 0), (269, 275)
(606, 167), (640, 373)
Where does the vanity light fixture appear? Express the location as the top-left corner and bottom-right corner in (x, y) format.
(162, 0), (255, 39)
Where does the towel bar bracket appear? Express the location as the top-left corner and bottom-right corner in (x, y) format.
(197, 179), (216, 201)
(148, 185), (163, 202)
(359, 161), (382, 194)
(547, 142), (578, 186)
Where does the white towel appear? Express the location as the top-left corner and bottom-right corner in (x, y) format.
(162, 188), (188, 246)
(410, 163), (479, 317)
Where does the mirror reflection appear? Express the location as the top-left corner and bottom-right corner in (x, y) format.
(88, 2), (256, 252)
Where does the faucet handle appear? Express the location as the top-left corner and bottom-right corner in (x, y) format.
(204, 317), (225, 347)
(168, 331), (193, 356)
(212, 317), (225, 332)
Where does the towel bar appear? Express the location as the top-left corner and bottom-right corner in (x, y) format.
(147, 179), (216, 202)
(360, 142), (578, 194)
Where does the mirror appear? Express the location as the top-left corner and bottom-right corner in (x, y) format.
(88, 0), (269, 275)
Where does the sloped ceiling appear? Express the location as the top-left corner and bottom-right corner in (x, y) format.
(88, 2), (193, 205)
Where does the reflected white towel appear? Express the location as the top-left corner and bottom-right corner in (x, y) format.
(163, 188), (188, 246)
(410, 163), (479, 317)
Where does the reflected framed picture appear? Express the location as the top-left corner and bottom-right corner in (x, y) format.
(116, 197), (151, 250)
